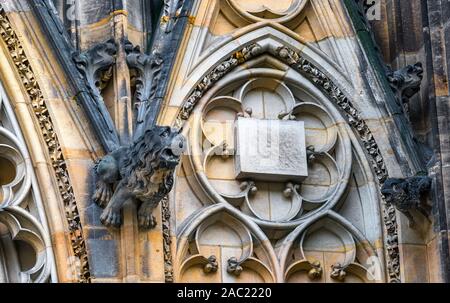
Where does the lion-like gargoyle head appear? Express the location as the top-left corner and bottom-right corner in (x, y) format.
(122, 126), (185, 196)
(387, 63), (424, 104)
(94, 125), (186, 228)
(133, 126), (185, 168)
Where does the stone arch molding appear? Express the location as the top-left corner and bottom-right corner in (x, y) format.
(280, 212), (381, 283)
(0, 5), (90, 282)
(170, 27), (397, 282)
(176, 204), (282, 283)
(0, 84), (56, 283)
(175, 206), (381, 283)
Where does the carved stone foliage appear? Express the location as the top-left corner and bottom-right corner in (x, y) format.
(176, 208), (279, 282)
(0, 7), (90, 282)
(162, 197), (174, 282)
(93, 126), (185, 229)
(125, 41), (164, 135)
(173, 43), (389, 283)
(0, 87), (54, 283)
(72, 38), (118, 150)
(73, 39), (117, 94)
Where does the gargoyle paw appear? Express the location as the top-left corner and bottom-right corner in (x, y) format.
(100, 207), (122, 228)
(93, 182), (113, 208)
(138, 211), (157, 229)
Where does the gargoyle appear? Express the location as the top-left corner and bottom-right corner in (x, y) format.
(387, 62), (424, 105)
(93, 126), (185, 229)
(381, 176), (432, 227)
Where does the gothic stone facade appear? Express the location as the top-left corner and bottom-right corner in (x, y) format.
(0, 0), (448, 283)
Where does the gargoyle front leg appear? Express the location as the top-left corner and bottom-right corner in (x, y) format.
(138, 200), (159, 229)
(400, 210), (416, 228)
(93, 180), (113, 208)
(100, 180), (132, 228)
(93, 152), (122, 208)
(418, 204), (432, 222)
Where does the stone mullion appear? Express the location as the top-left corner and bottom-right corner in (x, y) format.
(112, 12), (133, 144)
(110, 9), (142, 282)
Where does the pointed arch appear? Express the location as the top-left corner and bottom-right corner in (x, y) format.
(176, 203), (283, 282)
(279, 210), (383, 283)
(0, 7), (90, 282)
(165, 25), (401, 282)
(0, 82), (56, 282)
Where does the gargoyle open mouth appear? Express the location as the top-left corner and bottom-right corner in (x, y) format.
(161, 147), (180, 163)
(159, 147), (178, 167)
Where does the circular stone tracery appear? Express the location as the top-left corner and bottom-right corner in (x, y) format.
(187, 75), (352, 228)
(175, 43), (398, 282)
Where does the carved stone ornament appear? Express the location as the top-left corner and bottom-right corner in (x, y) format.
(73, 39), (117, 95)
(0, 6), (91, 282)
(125, 41), (164, 134)
(275, 45), (402, 282)
(72, 38), (119, 147)
(93, 126), (186, 229)
(387, 63), (424, 105)
(162, 0), (186, 33)
(175, 43), (401, 282)
(175, 43), (263, 126)
(330, 263), (347, 282)
(381, 175), (432, 228)
(203, 255), (219, 274)
(162, 197), (174, 282)
(227, 257), (243, 276)
(307, 261), (323, 280)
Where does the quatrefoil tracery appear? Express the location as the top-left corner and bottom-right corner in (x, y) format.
(188, 77), (352, 227)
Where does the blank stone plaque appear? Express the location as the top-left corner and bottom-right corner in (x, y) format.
(235, 118), (308, 182)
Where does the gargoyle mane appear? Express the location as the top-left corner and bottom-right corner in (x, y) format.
(121, 126), (180, 200)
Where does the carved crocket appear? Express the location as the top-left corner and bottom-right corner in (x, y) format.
(381, 176), (432, 227)
(93, 126), (185, 229)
